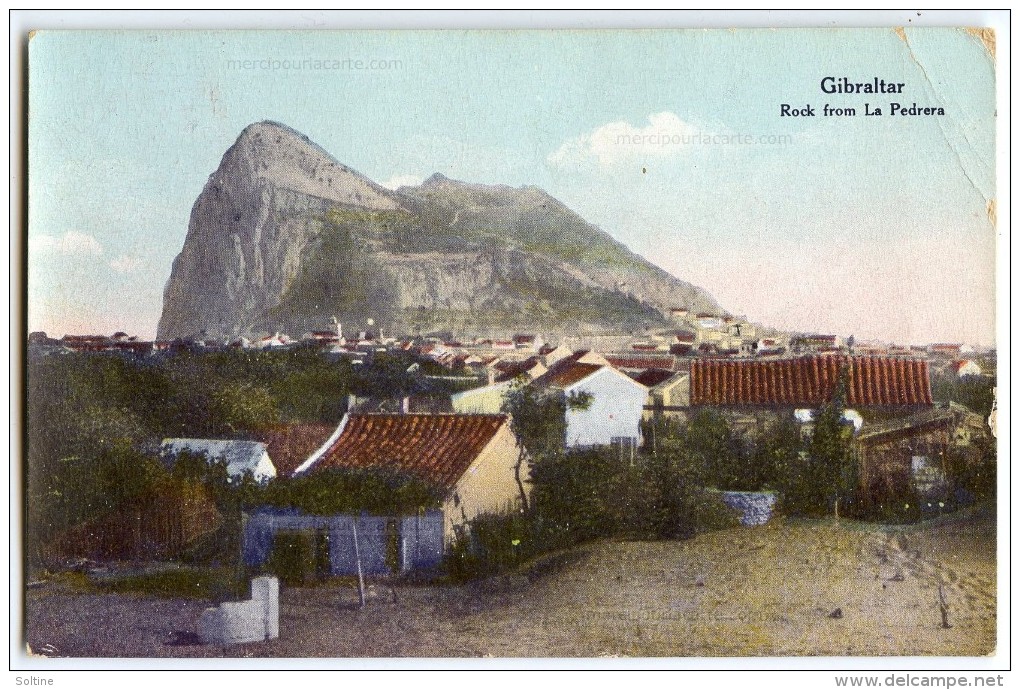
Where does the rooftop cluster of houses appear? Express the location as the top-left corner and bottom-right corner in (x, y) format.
(31, 316), (990, 385)
(155, 340), (993, 546)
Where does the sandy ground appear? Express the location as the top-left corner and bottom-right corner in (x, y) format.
(24, 509), (996, 658)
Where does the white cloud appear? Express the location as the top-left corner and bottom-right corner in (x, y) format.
(31, 231), (103, 256)
(548, 112), (704, 169)
(379, 174), (424, 190)
(109, 254), (144, 273)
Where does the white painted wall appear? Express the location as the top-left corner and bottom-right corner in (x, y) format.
(563, 368), (648, 447)
(198, 576), (279, 645)
(956, 360), (981, 377)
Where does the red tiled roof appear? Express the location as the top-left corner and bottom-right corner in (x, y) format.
(62, 335), (109, 343)
(632, 368), (678, 388)
(534, 362), (603, 389)
(605, 354), (678, 371)
(689, 355), (932, 407)
(258, 423), (337, 478)
(312, 414), (509, 490)
(493, 356), (542, 382)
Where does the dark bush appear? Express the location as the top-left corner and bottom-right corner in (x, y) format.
(445, 511), (536, 582)
(260, 467), (444, 516)
(946, 436), (996, 502)
(265, 531), (316, 586)
(850, 480), (922, 524)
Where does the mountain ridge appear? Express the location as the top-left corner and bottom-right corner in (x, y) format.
(157, 121), (723, 340)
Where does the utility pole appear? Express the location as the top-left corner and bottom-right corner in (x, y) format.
(352, 519), (366, 608)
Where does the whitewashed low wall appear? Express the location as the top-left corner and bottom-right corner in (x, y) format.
(198, 576), (279, 645)
(719, 491), (778, 526)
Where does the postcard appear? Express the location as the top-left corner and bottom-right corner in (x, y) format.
(22, 25), (1000, 666)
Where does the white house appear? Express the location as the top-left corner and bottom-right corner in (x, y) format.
(532, 359), (649, 449)
(952, 360), (982, 378)
(160, 439), (277, 483)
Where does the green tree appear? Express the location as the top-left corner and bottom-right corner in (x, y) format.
(208, 381), (280, 434)
(805, 368), (858, 516)
(502, 384), (570, 510)
(931, 373), (996, 418)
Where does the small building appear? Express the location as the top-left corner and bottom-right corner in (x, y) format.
(793, 334), (842, 353)
(855, 402), (992, 501)
(302, 330), (340, 345)
(671, 330), (697, 356)
(256, 333), (294, 350)
(296, 413), (529, 542)
(696, 313), (724, 330)
(633, 368), (690, 418)
(687, 355), (932, 408)
(951, 359), (982, 378)
(605, 353), (678, 373)
(160, 438), (277, 483)
(537, 343), (572, 367)
(451, 356), (547, 414)
(61, 334), (114, 352)
(492, 356), (547, 383)
(513, 334), (544, 352)
(679, 355), (933, 433)
(532, 359), (649, 450)
(754, 337), (786, 357)
(928, 343), (963, 358)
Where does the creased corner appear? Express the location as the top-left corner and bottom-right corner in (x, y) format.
(964, 27), (996, 61)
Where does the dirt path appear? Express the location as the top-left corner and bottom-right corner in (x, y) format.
(24, 511), (996, 658)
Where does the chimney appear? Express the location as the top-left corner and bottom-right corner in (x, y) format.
(401, 396), (410, 414)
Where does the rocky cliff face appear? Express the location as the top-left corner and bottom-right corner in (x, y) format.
(158, 121), (722, 340)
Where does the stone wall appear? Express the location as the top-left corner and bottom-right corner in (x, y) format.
(719, 491), (778, 526)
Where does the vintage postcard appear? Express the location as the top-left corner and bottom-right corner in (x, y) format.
(22, 24), (1001, 667)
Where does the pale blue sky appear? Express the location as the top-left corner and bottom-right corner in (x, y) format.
(28, 28), (996, 345)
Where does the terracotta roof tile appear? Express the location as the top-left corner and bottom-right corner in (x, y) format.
(689, 355), (932, 407)
(258, 423), (337, 478)
(493, 356), (543, 383)
(534, 362), (602, 389)
(605, 354), (678, 371)
(312, 414), (508, 490)
(632, 368), (678, 387)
